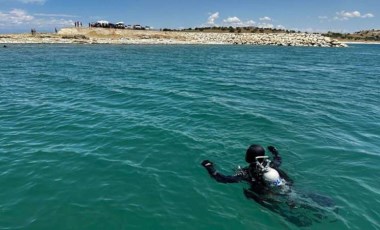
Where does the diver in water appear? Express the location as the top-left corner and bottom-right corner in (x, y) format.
(201, 145), (292, 193)
(202, 144), (294, 205)
(201, 144), (337, 227)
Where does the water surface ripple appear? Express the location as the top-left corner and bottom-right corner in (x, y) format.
(0, 44), (379, 229)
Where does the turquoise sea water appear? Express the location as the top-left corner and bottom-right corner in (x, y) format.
(0, 44), (379, 229)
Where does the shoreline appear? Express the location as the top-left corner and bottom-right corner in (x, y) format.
(341, 41), (380, 45)
(0, 27), (349, 47)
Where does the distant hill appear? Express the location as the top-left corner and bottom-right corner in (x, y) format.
(323, 30), (380, 42)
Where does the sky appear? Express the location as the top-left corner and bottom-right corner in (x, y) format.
(0, 0), (378, 33)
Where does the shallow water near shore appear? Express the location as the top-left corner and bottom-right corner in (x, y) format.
(1, 44), (379, 229)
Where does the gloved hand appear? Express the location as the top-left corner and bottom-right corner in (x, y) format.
(201, 160), (214, 168)
(201, 160), (216, 175)
(267, 146), (279, 156)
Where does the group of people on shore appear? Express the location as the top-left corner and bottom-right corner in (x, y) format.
(74, 21), (83, 27)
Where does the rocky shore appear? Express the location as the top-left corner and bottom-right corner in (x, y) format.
(1, 27), (347, 47)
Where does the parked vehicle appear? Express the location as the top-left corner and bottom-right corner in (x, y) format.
(115, 22), (125, 29)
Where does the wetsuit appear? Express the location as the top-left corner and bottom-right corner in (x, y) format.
(202, 148), (336, 227)
(203, 151), (291, 186)
(202, 147), (294, 204)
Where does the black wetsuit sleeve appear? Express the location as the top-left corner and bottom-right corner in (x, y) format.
(271, 154), (282, 169)
(204, 166), (244, 183)
(268, 146), (282, 169)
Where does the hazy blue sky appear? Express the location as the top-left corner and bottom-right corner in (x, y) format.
(0, 0), (378, 33)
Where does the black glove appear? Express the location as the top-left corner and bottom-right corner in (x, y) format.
(201, 160), (216, 175)
(267, 146), (279, 156)
(201, 160), (214, 168)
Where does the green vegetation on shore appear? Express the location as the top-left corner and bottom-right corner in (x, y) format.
(322, 29), (380, 42)
(162, 26), (300, 34)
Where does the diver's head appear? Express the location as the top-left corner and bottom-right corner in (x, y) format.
(245, 144), (265, 163)
(263, 168), (283, 187)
